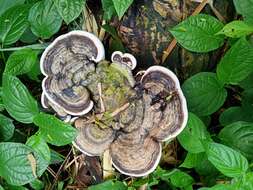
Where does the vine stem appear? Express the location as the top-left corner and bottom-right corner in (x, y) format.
(161, 0), (209, 63)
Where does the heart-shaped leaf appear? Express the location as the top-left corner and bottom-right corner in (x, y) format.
(170, 14), (224, 53)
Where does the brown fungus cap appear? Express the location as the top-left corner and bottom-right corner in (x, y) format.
(73, 118), (115, 156)
(40, 31), (188, 177)
(72, 65), (187, 177)
(40, 31), (105, 116)
(140, 66), (188, 141)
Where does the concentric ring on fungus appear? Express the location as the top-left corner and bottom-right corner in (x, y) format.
(40, 31), (188, 177)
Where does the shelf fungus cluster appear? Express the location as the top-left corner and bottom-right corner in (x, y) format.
(40, 31), (188, 177)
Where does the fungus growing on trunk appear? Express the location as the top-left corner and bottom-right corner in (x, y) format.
(40, 31), (188, 177)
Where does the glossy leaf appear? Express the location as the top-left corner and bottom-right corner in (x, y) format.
(233, 172), (253, 190)
(0, 5), (29, 45)
(219, 121), (253, 160)
(29, 0), (62, 39)
(26, 134), (51, 162)
(112, 0), (133, 19)
(29, 179), (44, 190)
(4, 48), (37, 76)
(182, 72), (227, 116)
(0, 142), (48, 185)
(180, 153), (204, 169)
(169, 170), (194, 188)
(170, 14), (224, 52)
(53, 0), (85, 24)
(33, 113), (77, 146)
(217, 21), (253, 38)
(177, 113), (210, 153)
(2, 74), (39, 123)
(0, 0), (25, 16)
(217, 37), (253, 85)
(205, 142), (249, 178)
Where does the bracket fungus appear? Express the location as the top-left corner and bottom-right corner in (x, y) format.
(41, 30), (188, 177)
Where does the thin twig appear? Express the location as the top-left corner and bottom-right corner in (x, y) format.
(162, 0), (209, 63)
(110, 102), (130, 117)
(65, 155), (81, 170)
(49, 149), (72, 190)
(98, 83), (105, 113)
(47, 167), (57, 178)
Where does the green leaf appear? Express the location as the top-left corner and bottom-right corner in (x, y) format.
(217, 37), (253, 85)
(0, 142), (48, 186)
(239, 72), (253, 89)
(233, 172), (253, 190)
(177, 113), (210, 153)
(112, 0), (133, 19)
(205, 142), (249, 178)
(0, 0), (25, 16)
(169, 170), (194, 188)
(33, 113), (77, 146)
(29, 179), (44, 190)
(50, 150), (64, 164)
(233, 0), (253, 25)
(0, 88), (5, 111)
(53, 0), (85, 24)
(2, 74), (39, 123)
(170, 14), (224, 53)
(102, 0), (116, 20)
(182, 72), (227, 116)
(217, 21), (253, 38)
(88, 180), (127, 190)
(219, 107), (253, 126)
(26, 134), (51, 162)
(0, 113), (15, 141)
(29, 0), (62, 39)
(0, 5), (29, 45)
(219, 121), (253, 160)
(199, 184), (234, 190)
(20, 28), (38, 44)
(4, 48), (37, 76)
(3, 185), (28, 190)
(27, 60), (41, 82)
(180, 153), (203, 169)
